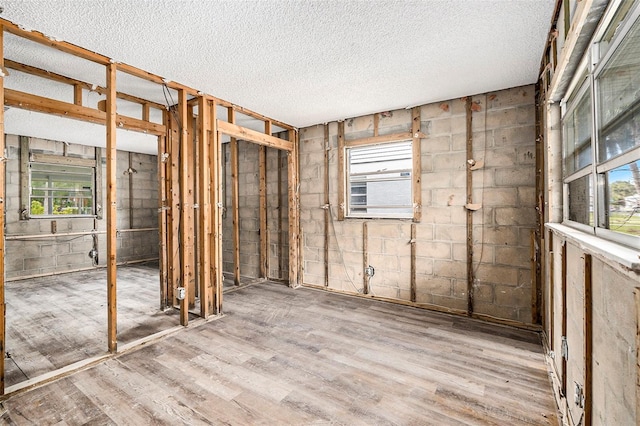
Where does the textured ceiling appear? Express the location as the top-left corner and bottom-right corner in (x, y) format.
(0, 0), (554, 152)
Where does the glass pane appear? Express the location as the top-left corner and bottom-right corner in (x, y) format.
(599, 2), (635, 60)
(564, 88), (592, 175)
(348, 141), (413, 217)
(30, 162), (94, 216)
(601, 160), (640, 236)
(568, 175), (594, 226)
(598, 15), (640, 161)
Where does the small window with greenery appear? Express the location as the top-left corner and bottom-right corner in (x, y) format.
(30, 163), (95, 217)
(347, 140), (413, 218)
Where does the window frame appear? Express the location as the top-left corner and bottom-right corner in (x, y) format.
(561, 2), (640, 249)
(345, 140), (414, 219)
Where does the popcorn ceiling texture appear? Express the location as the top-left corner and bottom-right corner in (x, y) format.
(1, 0), (554, 131)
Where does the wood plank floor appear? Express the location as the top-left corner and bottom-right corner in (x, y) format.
(5, 264), (181, 387)
(0, 280), (558, 425)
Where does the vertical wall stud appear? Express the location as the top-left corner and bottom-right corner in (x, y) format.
(211, 103), (223, 314)
(259, 122), (270, 279)
(465, 97), (474, 316)
(411, 107), (422, 223)
(363, 222), (369, 295)
(288, 129), (300, 287)
(229, 109), (240, 287)
(324, 124), (330, 287)
(561, 241), (568, 396)
(198, 96), (212, 317)
(337, 121), (345, 221)
(106, 62), (118, 352)
(411, 223), (417, 302)
(584, 253), (592, 426)
(0, 25), (7, 393)
(178, 89), (191, 326)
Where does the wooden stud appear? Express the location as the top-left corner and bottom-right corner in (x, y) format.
(363, 222), (369, 295)
(187, 105), (196, 309)
(178, 89), (191, 326)
(157, 129), (169, 310)
(561, 241), (568, 397)
(410, 223), (417, 302)
(465, 97), (474, 316)
(344, 132), (421, 148)
(548, 232), (555, 351)
(229, 109), (241, 287)
(324, 124), (330, 287)
(411, 107), (422, 222)
(167, 108), (180, 306)
(278, 149), (284, 279)
(635, 287), (640, 423)
(142, 103), (151, 122)
(0, 25), (6, 394)
(259, 122), (270, 279)
(217, 120), (293, 151)
(337, 121), (345, 221)
(4, 89), (166, 136)
(531, 230), (537, 324)
(211, 105), (223, 314)
(73, 84), (83, 106)
(19, 136), (29, 219)
(105, 63), (118, 353)
(288, 129), (300, 287)
(373, 113), (379, 137)
(584, 253), (592, 426)
(198, 96), (212, 318)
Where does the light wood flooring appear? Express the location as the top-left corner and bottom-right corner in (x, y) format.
(0, 280), (558, 425)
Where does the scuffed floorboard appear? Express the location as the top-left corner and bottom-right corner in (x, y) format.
(0, 281), (558, 425)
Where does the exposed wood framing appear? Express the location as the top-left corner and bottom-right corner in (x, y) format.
(411, 107), (422, 222)
(288, 129), (300, 287)
(158, 130), (169, 309)
(584, 253), (593, 426)
(373, 113), (379, 137)
(465, 97), (474, 316)
(278, 150), (285, 279)
(178, 89), (192, 326)
(324, 124), (330, 287)
(167, 108), (180, 306)
(5, 89), (165, 136)
(229, 109), (241, 287)
(344, 132), (417, 148)
(211, 103), (223, 314)
(531, 230), (537, 323)
(636, 287), (640, 422)
(198, 96), (213, 317)
(561, 241), (568, 396)
(217, 120), (293, 151)
(105, 63), (117, 353)
(410, 223), (417, 302)
(4, 60), (166, 111)
(548, 232), (555, 351)
(0, 25), (6, 395)
(337, 121), (345, 221)
(19, 136), (29, 219)
(363, 222), (369, 295)
(259, 122), (270, 278)
(187, 105), (196, 309)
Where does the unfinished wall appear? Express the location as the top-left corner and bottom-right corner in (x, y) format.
(222, 140), (288, 281)
(4, 135), (158, 280)
(299, 84), (537, 323)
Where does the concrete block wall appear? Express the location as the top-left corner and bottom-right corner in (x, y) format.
(5, 135), (159, 279)
(548, 233), (638, 424)
(222, 141), (288, 280)
(299, 84), (537, 323)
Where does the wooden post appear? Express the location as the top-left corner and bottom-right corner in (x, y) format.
(259, 122), (270, 279)
(288, 129), (299, 287)
(635, 287), (640, 424)
(411, 107), (422, 222)
(167, 107), (180, 306)
(373, 113), (379, 137)
(411, 223), (417, 302)
(561, 241), (568, 396)
(187, 105), (196, 309)
(158, 131), (169, 310)
(337, 121), (345, 220)
(465, 97), (474, 316)
(548, 232), (554, 351)
(106, 62), (118, 352)
(178, 89), (191, 326)
(584, 253), (592, 426)
(531, 230), (538, 323)
(229, 109), (241, 287)
(278, 149), (284, 279)
(324, 124), (330, 287)
(0, 25), (7, 394)
(198, 96), (212, 318)
(363, 222), (369, 295)
(73, 84), (82, 106)
(211, 104), (223, 314)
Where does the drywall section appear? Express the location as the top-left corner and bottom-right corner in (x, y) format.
(299, 85), (537, 323)
(222, 140), (289, 281)
(4, 135), (158, 279)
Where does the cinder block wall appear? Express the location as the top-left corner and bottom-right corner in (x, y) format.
(222, 141), (288, 280)
(5, 135), (159, 279)
(299, 84), (537, 323)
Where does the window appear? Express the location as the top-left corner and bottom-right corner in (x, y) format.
(347, 141), (413, 218)
(30, 163), (95, 217)
(562, 3), (640, 247)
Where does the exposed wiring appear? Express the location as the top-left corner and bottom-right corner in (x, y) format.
(327, 197), (364, 294)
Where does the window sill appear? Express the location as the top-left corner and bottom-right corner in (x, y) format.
(546, 223), (640, 272)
